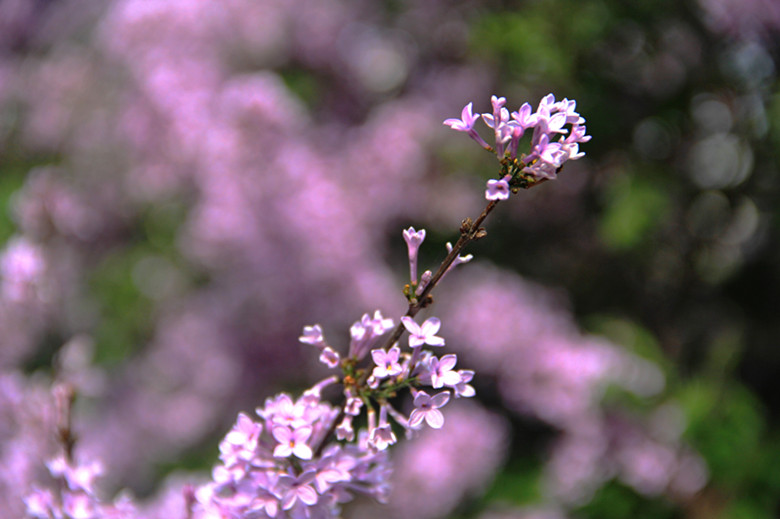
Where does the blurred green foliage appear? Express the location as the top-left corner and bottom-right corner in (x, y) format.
(598, 173), (672, 251)
(88, 243), (155, 366)
(578, 482), (679, 519)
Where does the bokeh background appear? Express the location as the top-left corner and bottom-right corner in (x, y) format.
(1, 0), (779, 518)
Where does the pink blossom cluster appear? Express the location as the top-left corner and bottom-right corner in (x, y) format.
(193, 392), (390, 518)
(300, 311), (475, 451)
(445, 94), (592, 198)
(193, 272), (477, 517)
(176, 219), (481, 518)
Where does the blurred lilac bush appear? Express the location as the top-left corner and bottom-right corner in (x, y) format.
(0, 1), (716, 518)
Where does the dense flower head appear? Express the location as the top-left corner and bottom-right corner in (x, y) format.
(444, 94), (591, 198)
(194, 390), (391, 518)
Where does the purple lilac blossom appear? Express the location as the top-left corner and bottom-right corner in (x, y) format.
(408, 390), (450, 429)
(486, 176), (511, 200)
(348, 311), (395, 361)
(401, 316), (445, 348)
(421, 354), (461, 389)
(193, 389), (392, 519)
(402, 227), (426, 285)
(443, 102), (491, 149)
(445, 94), (591, 198)
(371, 345), (403, 379)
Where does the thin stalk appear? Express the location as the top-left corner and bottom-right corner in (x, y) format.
(376, 199), (500, 352)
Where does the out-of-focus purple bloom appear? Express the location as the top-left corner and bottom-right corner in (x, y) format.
(336, 415), (355, 441)
(249, 488), (280, 518)
(0, 237), (46, 303)
(319, 346), (341, 369)
(47, 456), (103, 494)
(351, 402), (509, 519)
(24, 488), (55, 519)
(345, 394), (363, 416)
(299, 324), (325, 347)
(368, 405), (399, 452)
(26, 454), (135, 519)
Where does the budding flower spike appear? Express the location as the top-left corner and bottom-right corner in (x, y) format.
(445, 93), (591, 197)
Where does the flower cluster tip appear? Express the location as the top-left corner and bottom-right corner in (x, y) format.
(444, 94), (591, 199)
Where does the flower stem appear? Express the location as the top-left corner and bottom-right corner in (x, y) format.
(315, 199), (501, 455)
(377, 199), (500, 352)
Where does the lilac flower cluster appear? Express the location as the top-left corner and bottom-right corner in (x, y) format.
(444, 95), (592, 199)
(189, 225), (477, 518)
(192, 392), (390, 518)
